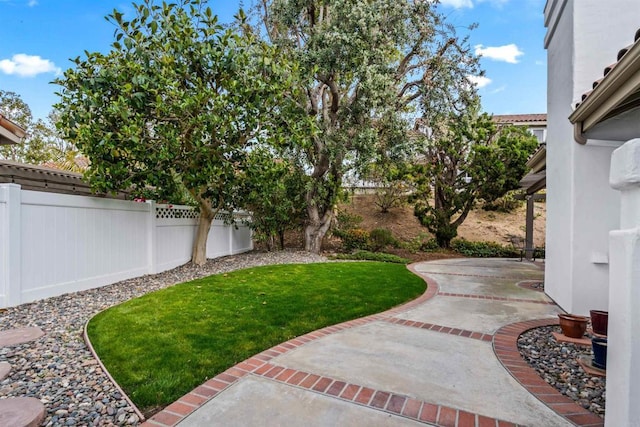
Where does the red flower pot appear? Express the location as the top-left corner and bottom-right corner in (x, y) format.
(558, 313), (589, 338)
(589, 310), (608, 336)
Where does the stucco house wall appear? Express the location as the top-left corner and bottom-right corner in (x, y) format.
(544, 0), (639, 314)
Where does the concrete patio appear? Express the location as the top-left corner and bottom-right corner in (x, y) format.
(143, 258), (604, 427)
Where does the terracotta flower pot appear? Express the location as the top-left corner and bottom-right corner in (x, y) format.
(558, 313), (589, 338)
(592, 337), (607, 370)
(590, 310), (608, 336)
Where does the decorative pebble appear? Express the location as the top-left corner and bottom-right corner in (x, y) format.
(518, 325), (605, 417)
(0, 250), (326, 426)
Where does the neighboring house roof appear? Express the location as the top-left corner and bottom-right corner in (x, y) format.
(0, 160), (129, 199)
(493, 114), (547, 125)
(569, 28), (640, 142)
(0, 113), (27, 145)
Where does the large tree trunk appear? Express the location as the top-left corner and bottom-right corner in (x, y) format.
(304, 205), (333, 254)
(191, 191), (215, 266)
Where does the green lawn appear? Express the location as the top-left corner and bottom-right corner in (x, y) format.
(87, 262), (426, 411)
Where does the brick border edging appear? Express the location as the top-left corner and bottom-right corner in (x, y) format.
(143, 263), (440, 426)
(493, 319), (604, 427)
(252, 362), (524, 427)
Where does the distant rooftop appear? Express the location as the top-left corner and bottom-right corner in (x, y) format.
(0, 112), (27, 145)
(492, 114), (547, 125)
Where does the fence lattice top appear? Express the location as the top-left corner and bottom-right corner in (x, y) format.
(155, 205), (250, 221)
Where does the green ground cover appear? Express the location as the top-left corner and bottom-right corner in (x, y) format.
(87, 262), (426, 411)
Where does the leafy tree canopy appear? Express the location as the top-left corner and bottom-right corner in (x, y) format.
(55, 0), (309, 264)
(259, 0), (481, 252)
(412, 104), (539, 248)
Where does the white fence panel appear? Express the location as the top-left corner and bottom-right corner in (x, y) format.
(155, 204), (199, 273)
(231, 225), (253, 254)
(206, 220), (232, 259)
(19, 191), (149, 303)
(0, 184), (254, 308)
(0, 187), (8, 307)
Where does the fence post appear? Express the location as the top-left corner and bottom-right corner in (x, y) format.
(146, 200), (158, 274)
(0, 184), (22, 307)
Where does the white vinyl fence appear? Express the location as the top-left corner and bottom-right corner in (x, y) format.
(0, 183), (252, 308)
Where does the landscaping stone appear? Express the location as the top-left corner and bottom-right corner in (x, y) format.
(518, 325), (606, 417)
(0, 397), (46, 427)
(0, 250), (326, 427)
(0, 361), (10, 381)
(0, 326), (44, 347)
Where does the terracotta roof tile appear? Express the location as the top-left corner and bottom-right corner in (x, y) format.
(492, 114), (547, 124)
(576, 28), (640, 108)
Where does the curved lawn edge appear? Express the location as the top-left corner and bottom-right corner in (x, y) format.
(82, 321), (146, 422)
(134, 262), (438, 426)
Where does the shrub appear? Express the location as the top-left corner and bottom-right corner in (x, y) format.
(335, 210), (363, 231)
(369, 228), (397, 251)
(482, 191), (523, 213)
(451, 239), (520, 258)
(334, 228), (370, 251)
(419, 238), (439, 251)
(400, 233), (433, 253)
(330, 250), (410, 264)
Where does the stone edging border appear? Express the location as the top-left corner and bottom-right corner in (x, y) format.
(493, 319), (604, 427)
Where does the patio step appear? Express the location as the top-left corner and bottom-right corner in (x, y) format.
(0, 397), (46, 427)
(0, 361), (10, 381)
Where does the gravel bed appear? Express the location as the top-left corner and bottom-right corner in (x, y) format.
(0, 250), (326, 426)
(518, 325), (606, 417)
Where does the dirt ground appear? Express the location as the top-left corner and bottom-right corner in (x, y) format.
(277, 193), (546, 262)
(339, 193), (546, 248)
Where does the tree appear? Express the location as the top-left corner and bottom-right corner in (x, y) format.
(411, 107), (539, 248)
(55, 0), (306, 265)
(242, 149), (307, 250)
(0, 92), (78, 167)
(259, 0), (480, 253)
(0, 90), (33, 161)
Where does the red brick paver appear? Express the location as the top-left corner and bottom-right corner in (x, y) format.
(493, 319), (605, 427)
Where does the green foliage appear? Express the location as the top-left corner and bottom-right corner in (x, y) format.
(334, 228), (371, 252)
(335, 210), (363, 232)
(411, 108), (539, 248)
(369, 228), (397, 251)
(450, 239), (520, 258)
(399, 233), (434, 253)
(0, 91), (74, 166)
(55, 0), (309, 263)
(261, 0), (481, 252)
(330, 250), (410, 264)
(482, 191), (523, 213)
(420, 238), (440, 252)
(242, 150), (307, 251)
(87, 262), (425, 409)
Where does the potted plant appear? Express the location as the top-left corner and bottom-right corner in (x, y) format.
(592, 337), (607, 369)
(558, 313), (589, 338)
(590, 310), (608, 336)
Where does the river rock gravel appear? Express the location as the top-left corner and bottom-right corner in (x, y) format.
(0, 250), (326, 426)
(518, 325), (606, 418)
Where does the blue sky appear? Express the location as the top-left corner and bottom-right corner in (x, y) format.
(0, 0), (547, 121)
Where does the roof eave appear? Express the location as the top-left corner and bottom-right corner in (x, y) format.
(0, 115), (27, 145)
(569, 39), (640, 142)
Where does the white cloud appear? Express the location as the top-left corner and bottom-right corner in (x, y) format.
(28, 0), (38, 6)
(489, 85), (506, 94)
(474, 44), (524, 64)
(477, 0), (510, 7)
(0, 54), (60, 77)
(438, 0), (473, 8)
(467, 75), (492, 88)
